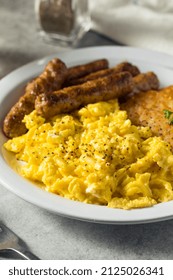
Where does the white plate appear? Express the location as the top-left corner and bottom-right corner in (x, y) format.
(1, 46), (173, 225)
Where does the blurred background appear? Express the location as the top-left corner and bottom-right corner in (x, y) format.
(1, 0), (173, 79)
(0, 0), (118, 79)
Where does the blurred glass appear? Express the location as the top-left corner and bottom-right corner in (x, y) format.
(35, 0), (91, 47)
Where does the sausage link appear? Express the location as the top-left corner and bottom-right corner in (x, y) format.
(35, 71), (133, 118)
(67, 62), (140, 86)
(3, 58), (67, 138)
(133, 72), (159, 94)
(64, 59), (109, 86)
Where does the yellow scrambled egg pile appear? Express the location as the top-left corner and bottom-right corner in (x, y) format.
(4, 100), (173, 209)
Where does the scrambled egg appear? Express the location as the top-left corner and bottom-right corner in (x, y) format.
(4, 99), (173, 209)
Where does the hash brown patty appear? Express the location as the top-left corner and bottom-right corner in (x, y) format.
(121, 86), (173, 149)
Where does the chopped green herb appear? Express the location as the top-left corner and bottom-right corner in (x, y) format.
(169, 119), (173, 125)
(163, 109), (173, 125)
(163, 109), (173, 119)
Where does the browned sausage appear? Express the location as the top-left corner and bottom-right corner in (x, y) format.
(3, 58), (67, 138)
(132, 72), (159, 94)
(64, 59), (109, 86)
(67, 62), (140, 86)
(119, 71), (160, 103)
(35, 70), (160, 119)
(35, 71), (133, 118)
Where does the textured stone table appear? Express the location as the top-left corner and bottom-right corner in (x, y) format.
(1, 0), (173, 260)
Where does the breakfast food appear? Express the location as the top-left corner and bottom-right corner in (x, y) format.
(132, 72), (159, 94)
(65, 62), (140, 86)
(35, 71), (133, 118)
(3, 59), (159, 138)
(64, 58), (109, 86)
(4, 100), (173, 209)
(121, 85), (173, 150)
(35, 71), (159, 119)
(3, 58), (67, 138)
(3, 57), (173, 210)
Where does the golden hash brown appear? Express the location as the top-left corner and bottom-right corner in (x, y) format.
(121, 86), (173, 149)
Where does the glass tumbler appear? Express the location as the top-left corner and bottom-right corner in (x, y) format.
(35, 0), (91, 47)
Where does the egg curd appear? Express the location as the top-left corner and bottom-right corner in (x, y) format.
(4, 99), (173, 209)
